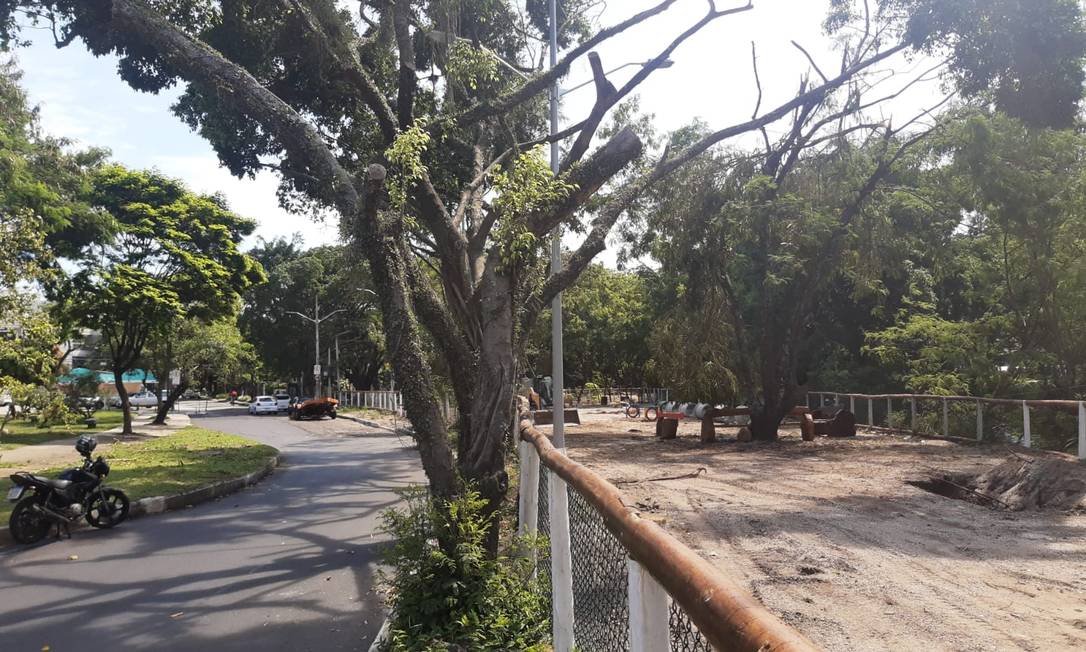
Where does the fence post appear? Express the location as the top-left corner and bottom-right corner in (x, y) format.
(942, 399), (949, 437)
(1021, 401), (1031, 449)
(849, 395), (856, 415)
(549, 472), (575, 651)
(886, 397), (892, 426)
(1079, 402), (1085, 461)
(910, 397), (917, 432)
(518, 440), (539, 538)
(976, 400), (983, 441)
(806, 392), (811, 409)
(627, 560), (669, 652)
(868, 398), (873, 426)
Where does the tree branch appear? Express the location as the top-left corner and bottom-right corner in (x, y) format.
(110, 0), (359, 218)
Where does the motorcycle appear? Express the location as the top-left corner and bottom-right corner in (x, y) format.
(7, 435), (130, 544)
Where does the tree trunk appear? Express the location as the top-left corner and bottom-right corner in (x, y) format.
(461, 261), (515, 552)
(113, 369), (132, 435)
(350, 166), (459, 500)
(153, 381), (187, 425)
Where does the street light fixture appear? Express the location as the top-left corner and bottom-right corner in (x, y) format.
(560, 59), (675, 97)
(286, 296), (348, 397)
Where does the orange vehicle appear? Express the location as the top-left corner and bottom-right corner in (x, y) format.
(287, 396), (338, 420)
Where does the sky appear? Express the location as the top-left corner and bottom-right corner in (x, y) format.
(12, 0), (942, 254)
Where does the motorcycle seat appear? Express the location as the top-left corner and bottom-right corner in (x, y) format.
(30, 475), (72, 490)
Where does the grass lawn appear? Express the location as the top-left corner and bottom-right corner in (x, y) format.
(0, 426), (277, 523)
(0, 411), (125, 449)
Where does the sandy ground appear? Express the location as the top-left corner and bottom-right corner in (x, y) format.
(562, 409), (1086, 652)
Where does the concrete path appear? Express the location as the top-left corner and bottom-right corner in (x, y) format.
(0, 413), (190, 473)
(0, 410), (424, 651)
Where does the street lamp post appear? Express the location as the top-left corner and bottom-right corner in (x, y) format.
(286, 296), (348, 398)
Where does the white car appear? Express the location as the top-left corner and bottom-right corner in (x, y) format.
(249, 395), (280, 415)
(128, 391), (159, 407)
(274, 392), (291, 411)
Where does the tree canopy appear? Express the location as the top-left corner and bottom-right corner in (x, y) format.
(60, 165), (264, 432)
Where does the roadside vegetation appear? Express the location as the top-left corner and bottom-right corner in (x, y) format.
(0, 426), (277, 523)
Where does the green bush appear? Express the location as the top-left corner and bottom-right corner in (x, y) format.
(380, 486), (551, 651)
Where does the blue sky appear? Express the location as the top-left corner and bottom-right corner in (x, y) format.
(12, 1), (940, 258)
(15, 32), (340, 250)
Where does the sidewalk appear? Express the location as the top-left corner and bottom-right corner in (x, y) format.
(0, 412), (190, 474)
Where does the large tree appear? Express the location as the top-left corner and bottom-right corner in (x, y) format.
(242, 239), (382, 394)
(60, 166), (264, 433)
(0, 0), (1021, 535)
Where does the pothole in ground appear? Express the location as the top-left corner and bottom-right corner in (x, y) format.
(907, 455), (1086, 511)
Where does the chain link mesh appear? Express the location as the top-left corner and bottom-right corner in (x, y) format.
(568, 487), (630, 651)
(529, 450), (717, 651)
(537, 464), (552, 614)
(669, 600), (713, 651)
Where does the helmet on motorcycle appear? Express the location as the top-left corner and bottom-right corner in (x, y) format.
(75, 435), (98, 456)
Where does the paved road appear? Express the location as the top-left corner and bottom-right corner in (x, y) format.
(0, 410), (424, 651)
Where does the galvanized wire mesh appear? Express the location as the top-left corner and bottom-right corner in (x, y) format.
(529, 450), (717, 651)
(537, 464), (552, 614)
(669, 600), (713, 651)
(567, 487), (629, 652)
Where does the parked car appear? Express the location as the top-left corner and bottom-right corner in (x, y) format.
(248, 395), (280, 415)
(111, 391), (158, 408)
(274, 392), (291, 411)
(181, 388), (206, 400)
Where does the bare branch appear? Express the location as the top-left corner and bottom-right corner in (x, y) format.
(449, 1), (754, 131)
(791, 40), (829, 84)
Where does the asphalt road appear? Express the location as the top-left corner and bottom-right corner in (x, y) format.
(0, 409), (424, 652)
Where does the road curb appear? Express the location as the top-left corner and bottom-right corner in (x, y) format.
(339, 414), (414, 438)
(0, 454), (280, 547)
(366, 617), (390, 652)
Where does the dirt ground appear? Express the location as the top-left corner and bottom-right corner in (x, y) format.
(562, 409), (1086, 652)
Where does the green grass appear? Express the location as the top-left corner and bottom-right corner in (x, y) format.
(0, 411), (125, 449)
(0, 426), (277, 522)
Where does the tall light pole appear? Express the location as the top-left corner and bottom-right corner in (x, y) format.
(547, 5), (576, 652)
(287, 296), (348, 397)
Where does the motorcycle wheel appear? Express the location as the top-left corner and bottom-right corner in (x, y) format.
(86, 489), (130, 529)
(9, 496), (51, 544)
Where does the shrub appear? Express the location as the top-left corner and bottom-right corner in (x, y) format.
(380, 486), (550, 651)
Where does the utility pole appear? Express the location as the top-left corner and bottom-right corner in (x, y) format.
(548, 4), (574, 652)
(287, 296), (347, 398)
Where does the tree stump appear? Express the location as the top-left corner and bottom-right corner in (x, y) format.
(801, 414), (816, 441)
(657, 418), (678, 440)
(700, 413), (716, 443)
(737, 426), (752, 442)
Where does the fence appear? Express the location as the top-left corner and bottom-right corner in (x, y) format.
(336, 390), (459, 426)
(517, 419), (818, 652)
(561, 387), (670, 408)
(808, 391), (1086, 460)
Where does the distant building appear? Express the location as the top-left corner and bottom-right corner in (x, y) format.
(57, 367), (157, 396)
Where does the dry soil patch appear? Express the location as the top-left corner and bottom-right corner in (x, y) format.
(563, 413), (1086, 651)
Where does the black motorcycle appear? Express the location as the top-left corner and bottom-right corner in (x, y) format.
(7, 435), (130, 544)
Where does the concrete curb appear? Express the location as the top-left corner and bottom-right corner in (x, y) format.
(366, 617), (390, 652)
(338, 414), (415, 438)
(0, 454), (280, 548)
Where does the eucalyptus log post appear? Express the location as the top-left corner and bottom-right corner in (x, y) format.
(700, 412), (716, 443)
